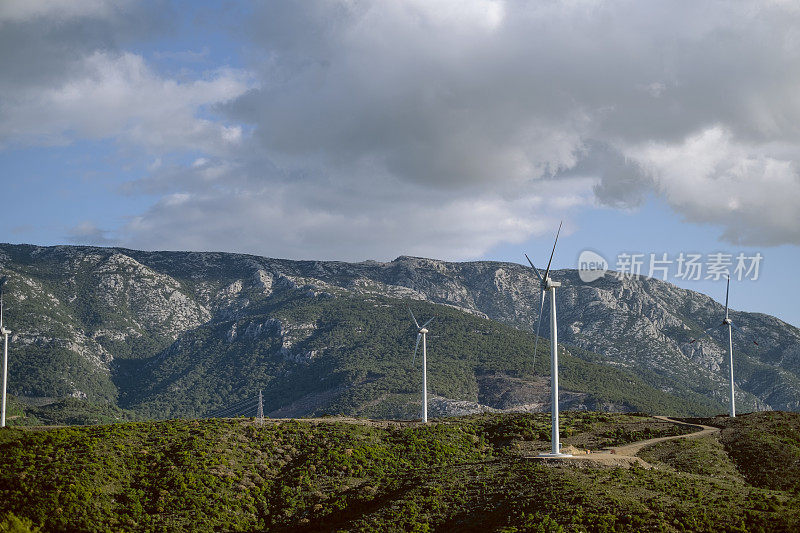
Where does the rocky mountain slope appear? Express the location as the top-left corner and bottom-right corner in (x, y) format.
(0, 243), (797, 418)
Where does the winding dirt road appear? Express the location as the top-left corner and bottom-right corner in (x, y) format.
(609, 416), (719, 456)
(534, 416), (721, 468)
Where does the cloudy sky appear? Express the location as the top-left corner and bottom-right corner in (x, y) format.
(1, 0), (799, 325)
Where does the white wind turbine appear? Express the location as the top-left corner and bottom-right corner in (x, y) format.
(409, 308), (434, 423)
(0, 276), (9, 428)
(525, 222), (571, 457)
(690, 275), (758, 418)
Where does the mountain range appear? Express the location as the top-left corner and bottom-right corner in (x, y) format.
(1, 243), (798, 421)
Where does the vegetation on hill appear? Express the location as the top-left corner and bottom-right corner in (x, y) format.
(125, 294), (723, 419)
(1, 411), (799, 532)
(5, 396), (138, 427)
(639, 435), (744, 481)
(685, 411), (800, 493)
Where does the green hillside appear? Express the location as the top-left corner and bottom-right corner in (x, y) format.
(1, 412), (798, 532)
(4, 396), (138, 427)
(124, 294), (722, 419)
(685, 411), (800, 493)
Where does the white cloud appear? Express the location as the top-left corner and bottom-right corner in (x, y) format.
(0, 51), (251, 153)
(623, 126), (800, 245)
(123, 157), (593, 260)
(402, 0), (506, 32)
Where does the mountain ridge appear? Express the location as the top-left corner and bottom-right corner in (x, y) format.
(0, 242), (798, 420)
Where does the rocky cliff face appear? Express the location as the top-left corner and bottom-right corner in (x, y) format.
(0, 244), (797, 414)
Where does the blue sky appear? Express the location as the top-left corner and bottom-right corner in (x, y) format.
(0, 1), (798, 326)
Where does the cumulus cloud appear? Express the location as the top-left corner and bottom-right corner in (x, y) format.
(229, 0), (595, 190)
(123, 156), (591, 260)
(0, 50), (250, 152)
(624, 126), (800, 245)
(5, 0), (800, 259)
(0, 0), (249, 154)
(216, 0), (800, 253)
(0, 0), (169, 92)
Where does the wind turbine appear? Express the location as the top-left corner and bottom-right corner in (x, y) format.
(525, 222), (571, 457)
(409, 307), (434, 423)
(689, 276), (758, 418)
(0, 276), (9, 428)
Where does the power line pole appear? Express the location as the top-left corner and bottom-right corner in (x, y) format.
(257, 390), (264, 426)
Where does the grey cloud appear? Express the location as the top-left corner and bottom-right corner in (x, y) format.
(7, 0), (800, 258)
(561, 142), (650, 209)
(213, 0), (800, 248)
(227, 1), (599, 190)
(0, 1), (172, 92)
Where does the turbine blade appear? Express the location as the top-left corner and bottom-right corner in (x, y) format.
(543, 221), (563, 281)
(525, 253), (544, 283)
(408, 306), (420, 329)
(724, 276), (730, 319)
(690, 325), (722, 343)
(422, 316), (434, 328)
(730, 322), (760, 346)
(533, 289), (546, 371)
(412, 333), (421, 364)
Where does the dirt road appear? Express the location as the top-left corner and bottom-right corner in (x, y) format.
(533, 416), (721, 468)
(607, 416), (719, 457)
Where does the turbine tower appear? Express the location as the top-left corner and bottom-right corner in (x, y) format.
(690, 276), (758, 418)
(525, 222), (571, 457)
(0, 277), (9, 428)
(409, 308), (434, 423)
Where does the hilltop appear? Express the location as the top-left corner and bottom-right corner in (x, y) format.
(1, 411), (799, 531)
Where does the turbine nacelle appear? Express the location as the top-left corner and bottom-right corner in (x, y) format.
(722, 318), (732, 326)
(525, 221), (563, 365)
(544, 278), (561, 290)
(409, 307), (434, 365)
